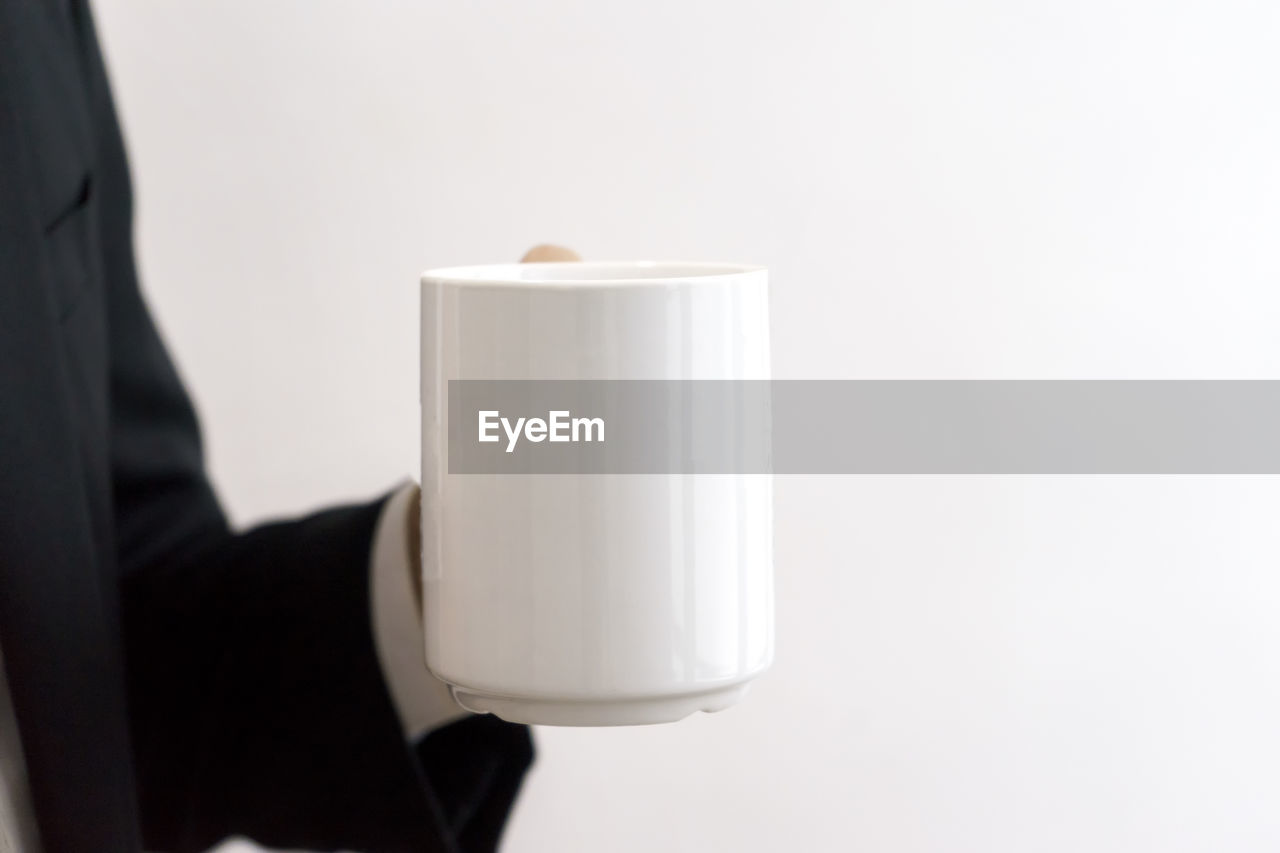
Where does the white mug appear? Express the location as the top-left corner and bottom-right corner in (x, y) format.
(420, 261), (773, 725)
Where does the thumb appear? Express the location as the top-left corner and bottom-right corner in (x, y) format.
(521, 244), (582, 263)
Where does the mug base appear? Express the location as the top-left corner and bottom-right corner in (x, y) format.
(447, 680), (753, 727)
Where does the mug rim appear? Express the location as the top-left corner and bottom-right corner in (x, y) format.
(420, 260), (765, 288)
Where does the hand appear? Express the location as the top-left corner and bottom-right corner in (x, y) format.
(405, 244), (582, 610)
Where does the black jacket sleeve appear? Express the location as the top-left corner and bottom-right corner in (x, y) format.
(66, 3), (532, 851)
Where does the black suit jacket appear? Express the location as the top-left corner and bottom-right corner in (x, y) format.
(0, 2), (532, 851)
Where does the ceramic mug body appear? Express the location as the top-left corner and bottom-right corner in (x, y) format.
(420, 262), (773, 725)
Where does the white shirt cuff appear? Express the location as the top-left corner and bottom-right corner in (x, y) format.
(370, 481), (469, 739)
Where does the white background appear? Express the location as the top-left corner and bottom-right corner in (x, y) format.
(93, 1), (1280, 851)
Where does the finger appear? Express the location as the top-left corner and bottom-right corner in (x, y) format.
(521, 244), (582, 263)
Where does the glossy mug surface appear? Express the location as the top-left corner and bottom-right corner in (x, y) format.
(420, 261), (773, 725)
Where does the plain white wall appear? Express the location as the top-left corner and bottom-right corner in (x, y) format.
(92, 1), (1280, 851)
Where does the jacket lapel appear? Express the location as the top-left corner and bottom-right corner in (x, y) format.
(0, 7), (140, 850)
